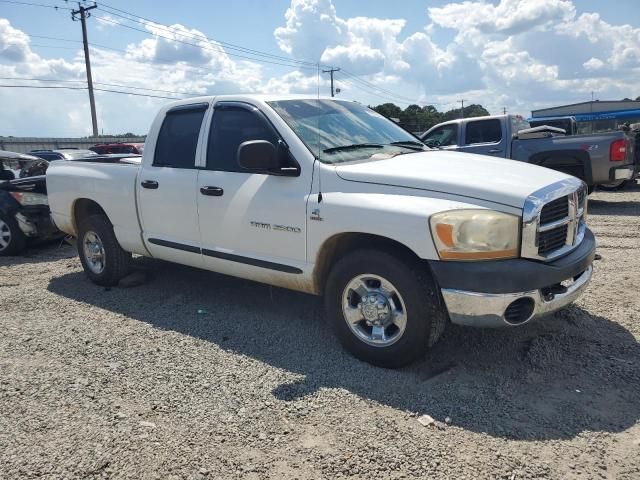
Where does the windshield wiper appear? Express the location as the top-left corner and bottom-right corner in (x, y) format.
(388, 141), (426, 151)
(323, 143), (384, 153)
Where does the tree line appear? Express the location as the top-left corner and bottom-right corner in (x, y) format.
(371, 103), (490, 133)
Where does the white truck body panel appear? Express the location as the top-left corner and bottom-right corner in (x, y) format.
(47, 162), (145, 255)
(333, 150), (570, 208)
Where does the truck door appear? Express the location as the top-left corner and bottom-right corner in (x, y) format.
(196, 101), (308, 279)
(137, 103), (208, 268)
(458, 118), (506, 157)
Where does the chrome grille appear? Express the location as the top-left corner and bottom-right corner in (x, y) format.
(538, 224), (568, 256)
(521, 178), (587, 262)
(539, 197), (569, 224)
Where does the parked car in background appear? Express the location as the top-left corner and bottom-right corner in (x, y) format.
(599, 123), (640, 191)
(90, 143), (144, 155)
(47, 96), (594, 368)
(0, 151), (59, 256)
(529, 116), (578, 135)
(421, 114), (635, 190)
(30, 149), (99, 161)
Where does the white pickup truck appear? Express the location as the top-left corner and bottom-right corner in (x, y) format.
(47, 95), (595, 368)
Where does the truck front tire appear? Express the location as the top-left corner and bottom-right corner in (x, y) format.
(77, 214), (131, 286)
(325, 250), (447, 368)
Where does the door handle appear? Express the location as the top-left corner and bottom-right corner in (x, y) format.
(200, 186), (224, 196)
(487, 149), (503, 154)
(141, 180), (159, 189)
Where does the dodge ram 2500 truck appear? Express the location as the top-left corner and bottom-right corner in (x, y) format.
(47, 96), (595, 368)
(421, 114), (635, 189)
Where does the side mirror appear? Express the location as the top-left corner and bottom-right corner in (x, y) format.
(238, 140), (300, 176)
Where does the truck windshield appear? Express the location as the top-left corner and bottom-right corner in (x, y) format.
(268, 99), (423, 164)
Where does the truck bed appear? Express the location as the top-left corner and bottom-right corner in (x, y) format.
(47, 158), (146, 255)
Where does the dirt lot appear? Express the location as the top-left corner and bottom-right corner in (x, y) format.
(1, 187), (639, 479)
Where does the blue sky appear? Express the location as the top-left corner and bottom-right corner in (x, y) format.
(1, 0), (639, 136)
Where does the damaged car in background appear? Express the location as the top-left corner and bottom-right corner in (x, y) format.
(0, 150), (59, 256)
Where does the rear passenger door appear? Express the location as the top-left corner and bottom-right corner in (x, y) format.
(459, 118), (506, 157)
(137, 102), (208, 268)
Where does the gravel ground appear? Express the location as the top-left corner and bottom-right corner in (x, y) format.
(1, 187), (640, 479)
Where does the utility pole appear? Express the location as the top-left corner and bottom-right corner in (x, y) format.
(72, 2), (99, 137)
(458, 99), (466, 119)
(322, 67), (340, 97)
(503, 107), (507, 115)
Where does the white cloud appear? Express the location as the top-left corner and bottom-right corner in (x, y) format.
(274, 0), (348, 60)
(429, 0), (575, 34)
(583, 57), (604, 71)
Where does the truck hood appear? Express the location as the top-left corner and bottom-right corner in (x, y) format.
(334, 150), (572, 208)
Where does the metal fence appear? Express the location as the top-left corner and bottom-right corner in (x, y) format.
(0, 137), (145, 154)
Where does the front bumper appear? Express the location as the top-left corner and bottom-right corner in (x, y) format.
(429, 227), (596, 328)
(441, 265), (592, 327)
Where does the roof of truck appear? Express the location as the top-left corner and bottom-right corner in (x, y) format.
(161, 94), (351, 109)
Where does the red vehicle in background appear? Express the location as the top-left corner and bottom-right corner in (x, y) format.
(90, 143), (144, 155)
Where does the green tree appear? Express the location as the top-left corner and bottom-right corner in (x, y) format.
(372, 103), (402, 119)
(371, 102), (490, 133)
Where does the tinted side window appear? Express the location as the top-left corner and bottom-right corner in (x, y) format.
(154, 109), (205, 168)
(465, 119), (502, 144)
(33, 152), (63, 161)
(423, 124), (458, 146)
(207, 107), (278, 172)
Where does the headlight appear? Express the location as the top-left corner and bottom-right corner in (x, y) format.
(430, 209), (520, 261)
(9, 191), (48, 206)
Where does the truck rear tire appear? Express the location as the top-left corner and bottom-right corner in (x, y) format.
(324, 249), (447, 368)
(0, 213), (26, 256)
(77, 214), (131, 286)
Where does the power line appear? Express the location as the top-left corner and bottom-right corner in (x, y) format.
(92, 14), (321, 71)
(0, 0), (71, 10)
(338, 76), (422, 106)
(29, 33), (125, 53)
(0, 83), (183, 100)
(0, 84), (85, 90)
(0, 76), (204, 96)
(95, 1), (323, 68)
(29, 43), (79, 50)
(16, 1), (430, 108)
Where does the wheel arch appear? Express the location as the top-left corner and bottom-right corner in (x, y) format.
(71, 198), (109, 235)
(313, 232), (423, 295)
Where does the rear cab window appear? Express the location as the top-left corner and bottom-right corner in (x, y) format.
(464, 119), (502, 145)
(154, 103), (208, 168)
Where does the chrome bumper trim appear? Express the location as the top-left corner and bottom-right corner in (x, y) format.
(441, 265), (592, 328)
(614, 167), (633, 180)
